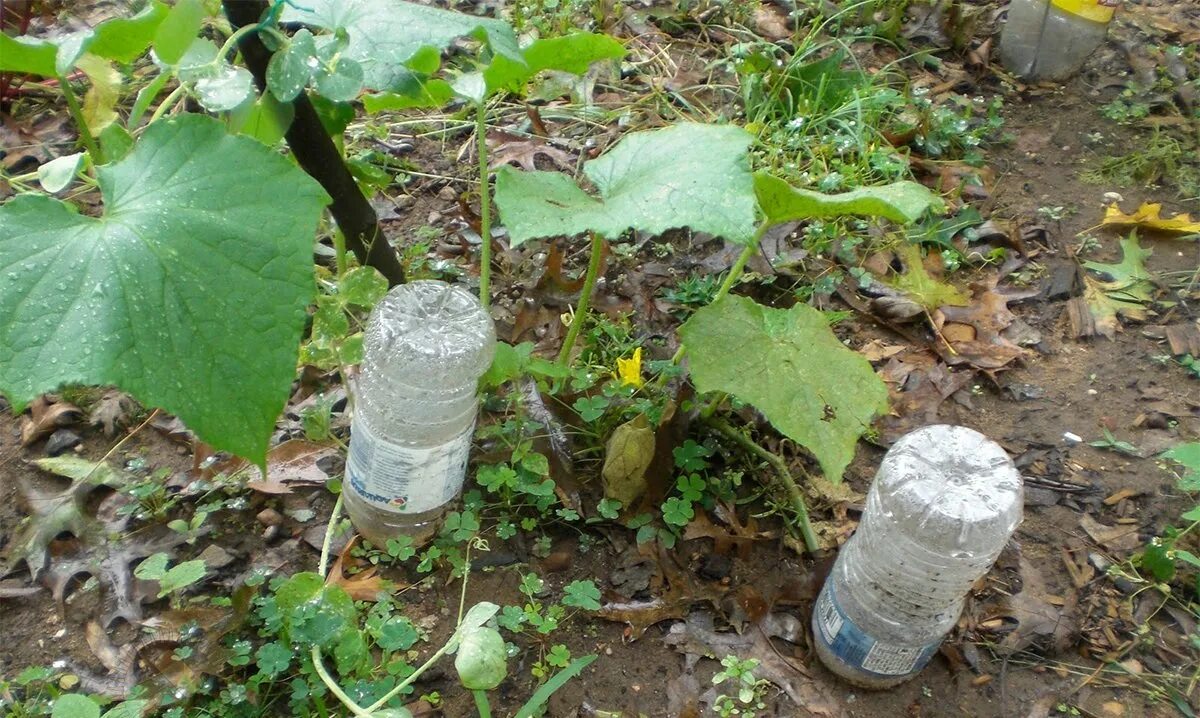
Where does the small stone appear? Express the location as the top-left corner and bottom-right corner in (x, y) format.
(698, 553), (733, 582)
(436, 185), (458, 201)
(44, 429), (81, 457)
(197, 544), (235, 569)
(257, 508), (284, 527)
(261, 525), (279, 542)
(1063, 432), (1082, 445)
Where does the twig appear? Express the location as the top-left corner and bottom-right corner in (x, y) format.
(702, 415), (819, 553)
(476, 100), (493, 308)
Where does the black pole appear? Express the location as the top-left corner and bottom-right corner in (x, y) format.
(222, 0), (405, 286)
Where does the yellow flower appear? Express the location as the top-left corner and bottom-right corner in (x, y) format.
(615, 347), (643, 388)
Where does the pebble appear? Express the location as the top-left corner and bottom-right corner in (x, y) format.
(256, 508), (284, 527)
(197, 544), (235, 569)
(261, 525), (279, 542)
(1062, 432), (1083, 445)
(44, 429), (81, 457)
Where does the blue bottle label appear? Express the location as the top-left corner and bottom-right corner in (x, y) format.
(814, 582), (941, 678)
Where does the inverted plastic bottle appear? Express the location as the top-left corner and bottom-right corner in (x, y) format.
(812, 425), (1022, 688)
(344, 280), (495, 546)
(999, 0), (1118, 81)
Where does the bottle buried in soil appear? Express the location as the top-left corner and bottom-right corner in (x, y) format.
(812, 425), (1022, 689)
(999, 0), (1118, 81)
(344, 280), (496, 546)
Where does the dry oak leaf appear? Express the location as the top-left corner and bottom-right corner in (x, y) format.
(487, 129), (573, 172)
(327, 536), (395, 602)
(19, 395), (82, 446)
(1102, 202), (1200, 235)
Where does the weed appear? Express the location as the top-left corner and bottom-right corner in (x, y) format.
(1082, 130), (1200, 200)
(712, 655), (770, 717)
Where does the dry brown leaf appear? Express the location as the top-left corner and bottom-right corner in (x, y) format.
(1079, 514), (1142, 552)
(19, 395), (82, 446)
(665, 611), (846, 716)
(934, 280), (1035, 370)
(90, 389), (138, 436)
(326, 537), (395, 602)
(241, 440), (340, 494)
(487, 129), (574, 172)
(598, 546), (725, 640)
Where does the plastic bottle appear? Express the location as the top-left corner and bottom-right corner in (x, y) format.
(811, 425), (1022, 689)
(344, 280), (496, 546)
(999, 0), (1118, 81)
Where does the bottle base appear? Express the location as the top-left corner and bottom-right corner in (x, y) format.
(811, 620), (921, 690)
(343, 486), (446, 548)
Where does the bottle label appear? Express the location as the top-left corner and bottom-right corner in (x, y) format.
(346, 413), (473, 514)
(1051, 0), (1119, 23)
(814, 583), (941, 678)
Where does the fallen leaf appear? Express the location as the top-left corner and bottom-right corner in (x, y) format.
(858, 340), (906, 362)
(602, 414), (656, 506)
(90, 389), (138, 436)
(934, 279), (1035, 369)
(241, 440), (340, 494)
(992, 556), (1075, 655)
(19, 395), (82, 446)
(890, 244), (969, 311)
(1102, 202), (1200, 235)
(1079, 514), (1142, 552)
(326, 537), (395, 602)
(1069, 234), (1155, 339)
(598, 546), (726, 639)
(487, 128), (574, 172)
(665, 611), (846, 716)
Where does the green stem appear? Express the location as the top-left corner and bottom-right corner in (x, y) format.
(703, 415), (819, 553)
(557, 231), (605, 367)
(311, 495), (374, 718)
(58, 75), (102, 164)
(333, 229), (348, 278)
(216, 22), (261, 61)
(147, 84), (186, 125)
(473, 690), (493, 718)
(477, 100), (493, 309)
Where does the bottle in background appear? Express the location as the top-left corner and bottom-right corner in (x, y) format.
(812, 425), (1023, 688)
(1000, 0), (1118, 81)
(344, 280), (496, 546)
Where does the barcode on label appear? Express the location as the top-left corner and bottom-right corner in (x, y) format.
(861, 642), (923, 675)
(817, 588), (844, 643)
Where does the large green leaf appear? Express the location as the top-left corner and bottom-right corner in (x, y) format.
(0, 35), (58, 75)
(679, 295), (888, 481)
(0, 114), (328, 464)
(483, 32), (625, 93)
(0, 2), (167, 76)
(754, 173), (944, 225)
(494, 123), (757, 245)
(282, 0), (522, 91)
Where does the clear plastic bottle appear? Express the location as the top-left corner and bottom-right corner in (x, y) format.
(812, 425), (1023, 689)
(344, 280), (496, 546)
(999, 0), (1118, 81)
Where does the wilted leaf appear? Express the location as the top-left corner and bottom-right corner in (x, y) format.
(19, 396), (82, 446)
(1079, 514), (1141, 552)
(602, 414), (655, 506)
(77, 54), (122, 135)
(494, 123), (757, 246)
(934, 279), (1034, 370)
(889, 244), (968, 311)
(755, 173), (944, 225)
(679, 295), (889, 481)
(993, 556), (1073, 655)
(0, 114), (329, 465)
(1102, 202), (1200, 235)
